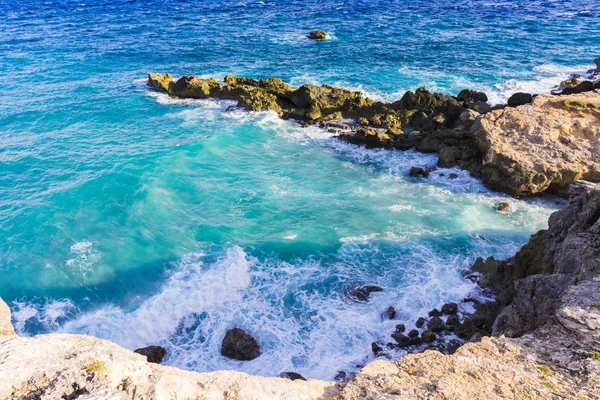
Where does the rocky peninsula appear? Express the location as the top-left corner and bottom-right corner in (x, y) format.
(147, 62), (600, 197)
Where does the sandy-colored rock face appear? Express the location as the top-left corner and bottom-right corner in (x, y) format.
(475, 91), (600, 195)
(0, 298), (15, 338)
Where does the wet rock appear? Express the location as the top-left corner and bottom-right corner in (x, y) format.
(134, 346), (167, 364)
(410, 336), (423, 345)
(334, 371), (347, 382)
(497, 202), (511, 212)
(507, 92), (532, 107)
(415, 317), (425, 328)
(221, 328), (261, 361)
(446, 339), (462, 355)
(407, 329), (419, 339)
(409, 165), (436, 178)
(441, 302), (458, 315)
(147, 73), (173, 92)
(457, 89), (488, 104)
(448, 173), (458, 179)
(308, 30), (327, 40)
(437, 146), (461, 168)
(392, 333), (412, 347)
(279, 372), (306, 381)
(421, 330), (436, 343)
(395, 324), (406, 333)
(428, 308), (443, 317)
(469, 101), (491, 114)
(382, 306), (396, 320)
(459, 108), (480, 123)
(446, 314), (460, 327)
(347, 285), (384, 302)
(560, 80), (595, 95)
(427, 316), (445, 332)
(371, 342), (383, 356)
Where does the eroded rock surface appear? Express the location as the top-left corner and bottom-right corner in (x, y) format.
(473, 92), (600, 195)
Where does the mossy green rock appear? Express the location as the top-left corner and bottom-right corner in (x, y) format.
(308, 30), (327, 40)
(239, 90), (283, 116)
(147, 73), (173, 92)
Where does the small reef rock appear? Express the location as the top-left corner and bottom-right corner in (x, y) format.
(221, 327), (262, 361)
(307, 30), (327, 40)
(148, 67), (600, 196)
(346, 285), (384, 302)
(133, 345), (167, 364)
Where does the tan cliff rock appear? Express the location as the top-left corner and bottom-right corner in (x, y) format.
(473, 91), (600, 195)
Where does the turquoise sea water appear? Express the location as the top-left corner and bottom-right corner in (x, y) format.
(1, 0), (598, 380)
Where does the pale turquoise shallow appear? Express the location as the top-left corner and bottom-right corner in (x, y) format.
(1, 0), (598, 380)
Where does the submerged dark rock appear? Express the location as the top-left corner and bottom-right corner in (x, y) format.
(457, 89), (488, 104)
(497, 202), (511, 212)
(391, 333), (412, 347)
(395, 324), (406, 333)
(347, 285), (384, 302)
(371, 342), (383, 356)
(221, 328), (261, 361)
(134, 346), (167, 364)
(382, 306), (396, 320)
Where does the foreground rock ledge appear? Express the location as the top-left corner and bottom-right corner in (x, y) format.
(147, 72), (600, 196)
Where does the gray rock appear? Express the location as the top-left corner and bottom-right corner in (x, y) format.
(427, 316), (445, 332)
(441, 302), (458, 315)
(415, 317), (425, 328)
(347, 285), (384, 302)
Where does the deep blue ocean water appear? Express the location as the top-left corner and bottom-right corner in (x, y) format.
(1, 0), (598, 380)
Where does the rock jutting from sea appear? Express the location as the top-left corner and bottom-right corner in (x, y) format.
(147, 64), (600, 197)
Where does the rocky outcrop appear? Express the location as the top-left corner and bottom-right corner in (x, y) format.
(0, 299), (15, 338)
(221, 327), (262, 361)
(472, 91), (600, 195)
(148, 68), (600, 197)
(133, 345), (167, 364)
(474, 181), (600, 337)
(308, 30), (327, 40)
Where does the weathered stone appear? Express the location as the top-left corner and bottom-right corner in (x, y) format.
(428, 308), (443, 317)
(382, 306), (396, 320)
(134, 345), (167, 364)
(457, 89), (488, 103)
(441, 303), (458, 315)
(391, 333), (412, 347)
(507, 92), (532, 107)
(415, 317), (425, 328)
(421, 330), (436, 343)
(446, 314), (460, 327)
(347, 285), (384, 302)
(221, 328), (261, 361)
(308, 30), (327, 40)
(395, 324), (405, 333)
(0, 298), (15, 337)
(427, 316), (445, 332)
(497, 201), (511, 212)
(280, 372), (307, 381)
(371, 341), (383, 356)
(407, 329), (419, 339)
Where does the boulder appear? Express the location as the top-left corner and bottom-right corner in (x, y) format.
(407, 329), (419, 339)
(446, 314), (460, 327)
(421, 330), (436, 343)
(560, 80), (595, 95)
(371, 342), (383, 356)
(415, 317), (425, 328)
(221, 328), (261, 361)
(279, 372), (306, 381)
(457, 89), (488, 103)
(441, 302), (458, 315)
(347, 285), (384, 302)
(497, 202), (511, 212)
(507, 92), (532, 107)
(427, 316), (445, 332)
(134, 346), (167, 364)
(391, 333), (412, 347)
(428, 308), (443, 317)
(436, 146), (461, 168)
(147, 73), (173, 92)
(382, 306), (396, 320)
(468, 101), (491, 114)
(409, 165), (436, 178)
(308, 30), (327, 40)
(395, 324), (405, 333)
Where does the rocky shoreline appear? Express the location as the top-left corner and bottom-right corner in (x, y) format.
(148, 58), (600, 196)
(1, 64), (599, 399)
(1, 181), (599, 399)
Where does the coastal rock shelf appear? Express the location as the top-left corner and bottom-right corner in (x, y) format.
(2, 182), (599, 399)
(147, 72), (600, 197)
